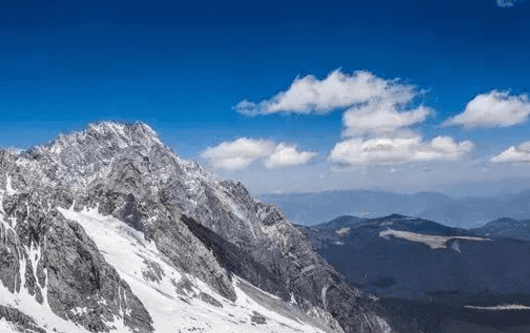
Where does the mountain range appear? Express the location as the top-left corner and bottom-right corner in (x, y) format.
(0, 122), (392, 333)
(4, 121), (530, 333)
(471, 217), (530, 241)
(297, 214), (530, 332)
(258, 189), (530, 228)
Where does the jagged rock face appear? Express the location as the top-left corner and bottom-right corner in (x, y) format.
(0, 305), (46, 333)
(0, 122), (392, 333)
(0, 169), (154, 332)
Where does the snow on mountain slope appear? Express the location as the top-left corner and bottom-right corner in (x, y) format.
(0, 199), (332, 333)
(0, 318), (19, 333)
(57, 205), (331, 333)
(0, 222), (92, 333)
(0, 121), (392, 333)
(464, 305), (530, 311)
(4, 174), (16, 196)
(379, 228), (491, 249)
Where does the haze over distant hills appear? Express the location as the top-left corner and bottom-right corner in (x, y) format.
(258, 189), (530, 229)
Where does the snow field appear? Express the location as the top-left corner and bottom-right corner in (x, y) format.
(379, 228), (491, 249)
(58, 205), (330, 333)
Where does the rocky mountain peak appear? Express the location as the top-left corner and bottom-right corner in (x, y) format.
(82, 121), (161, 149)
(44, 121), (162, 160)
(0, 121), (393, 333)
(2, 121), (220, 193)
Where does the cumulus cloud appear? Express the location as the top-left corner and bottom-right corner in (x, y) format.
(236, 68), (433, 137)
(444, 90), (530, 128)
(201, 138), (275, 170)
(201, 138), (316, 170)
(264, 143), (318, 169)
(343, 100), (432, 136)
(232, 68), (477, 169)
(234, 69), (416, 115)
(328, 135), (474, 166)
(491, 142), (530, 163)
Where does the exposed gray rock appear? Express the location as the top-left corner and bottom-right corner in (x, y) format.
(141, 259), (165, 283)
(250, 311), (267, 325)
(0, 199), (155, 332)
(0, 224), (22, 294)
(172, 276), (195, 296)
(198, 292), (223, 308)
(0, 121), (393, 333)
(308, 307), (346, 333)
(0, 305), (47, 333)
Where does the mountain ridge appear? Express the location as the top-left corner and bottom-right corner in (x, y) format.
(297, 214), (530, 332)
(259, 188), (530, 228)
(471, 217), (530, 241)
(0, 121), (392, 333)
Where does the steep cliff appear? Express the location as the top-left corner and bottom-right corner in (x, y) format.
(0, 121), (392, 333)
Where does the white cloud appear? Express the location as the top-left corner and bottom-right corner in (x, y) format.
(264, 143), (317, 169)
(235, 69), (433, 138)
(328, 135), (474, 166)
(201, 138), (275, 170)
(234, 69), (416, 115)
(444, 90), (530, 128)
(343, 100), (432, 136)
(201, 138), (317, 170)
(491, 142), (530, 163)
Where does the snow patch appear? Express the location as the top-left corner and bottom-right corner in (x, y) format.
(290, 292), (297, 305)
(56, 205), (329, 333)
(335, 227), (350, 236)
(464, 304), (530, 311)
(0, 318), (19, 333)
(0, 193), (4, 215)
(233, 276), (330, 333)
(321, 285), (329, 310)
(301, 265), (316, 274)
(0, 268), (93, 333)
(379, 228), (491, 249)
(57, 206), (182, 290)
(71, 307), (89, 316)
(5, 174), (16, 195)
(451, 240), (461, 253)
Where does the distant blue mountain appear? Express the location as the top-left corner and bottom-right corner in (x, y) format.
(472, 217), (530, 241)
(258, 189), (530, 228)
(308, 215), (364, 230)
(297, 214), (530, 332)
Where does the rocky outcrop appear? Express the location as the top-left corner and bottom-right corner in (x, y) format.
(308, 307), (346, 333)
(0, 305), (46, 333)
(0, 174), (154, 332)
(0, 121), (393, 333)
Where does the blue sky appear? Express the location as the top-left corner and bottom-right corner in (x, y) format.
(2, 0), (530, 196)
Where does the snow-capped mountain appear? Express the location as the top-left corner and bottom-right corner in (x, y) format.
(0, 122), (391, 333)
